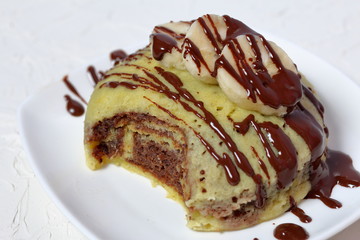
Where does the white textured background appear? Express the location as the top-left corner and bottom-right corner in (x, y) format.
(1, 0), (360, 239)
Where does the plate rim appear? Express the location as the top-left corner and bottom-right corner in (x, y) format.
(17, 98), (100, 240)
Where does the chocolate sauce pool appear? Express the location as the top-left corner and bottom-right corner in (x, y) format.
(274, 223), (309, 240)
(64, 95), (84, 117)
(306, 149), (360, 208)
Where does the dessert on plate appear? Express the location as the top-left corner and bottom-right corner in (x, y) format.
(83, 14), (328, 231)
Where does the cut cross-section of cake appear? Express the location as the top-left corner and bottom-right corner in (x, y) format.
(84, 14), (328, 231)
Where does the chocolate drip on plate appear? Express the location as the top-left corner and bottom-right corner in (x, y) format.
(274, 223), (309, 240)
(288, 196), (312, 223)
(64, 95), (84, 117)
(62, 75), (86, 117)
(307, 149), (360, 208)
(63, 75), (87, 104)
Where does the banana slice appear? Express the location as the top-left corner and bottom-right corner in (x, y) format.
(182, 14), (227, 84)
(150, 15), (302, 116)
(150, 21), (192, 70)
(217, 35), (302, 116)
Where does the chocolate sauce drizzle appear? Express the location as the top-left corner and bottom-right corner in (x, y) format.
(153, 25), (186, 40)
(64, 95), (84, 117)
(63, 48), (129, 117)
(125, 51), (152, 62)
(87, 65), (102, 85)
(110, 49), (128, 62)
(51, 13), (359, 239)
(102, 15), (360, 216)
(183, 37), (212, 73)
(197, 16), (222, 55)
(155, 14), (302, 109)
(103, 65), (269, 207)
(63, 76), (87, 104)
(62, 75), (86, 117)
(151, 33), (179, 61)
(288, 196), (312, 223)
(152, 22), (193, 59)
(216, 36), (302, 108)
(306, 149), (360, 208)
(110, 49), (128, 66)
(302, 85), (324, 118)
(151, 67), (267, 196)
(283, 100), (342, 208)
(231, 114), (298, 189)
(251, 146), (270, 180)
(91, 16), (360, 239)
(274, 223), (309, 240)
(219, 15), (302, 108)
